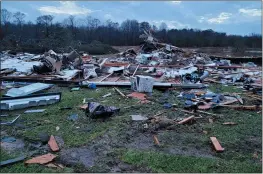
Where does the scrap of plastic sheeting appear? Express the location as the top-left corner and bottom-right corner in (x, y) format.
(6, 83), (53, 97)
(24, 109), (46, 113)
(25, 153), (57, 165)
(163, 103), (172, 109)
(107, 66), (124, 73)
(131, 115), (148, 121)
(68, 114), (78, 121)
(56, 69), (80, 81)
(185, 100), (194, 108)
(71, 87), (80, 91)
(182, 93), (196, 100)
(86, 102), (120, 119)
(1, 137), (16, 143)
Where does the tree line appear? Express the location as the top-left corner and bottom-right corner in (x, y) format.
(1, 9), (262, 53)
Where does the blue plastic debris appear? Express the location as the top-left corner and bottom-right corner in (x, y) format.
(163, 103), (172, 109)
(88, 83), (96, 89)
(182, 93), (196, 100)
(1, 136), (16, 143)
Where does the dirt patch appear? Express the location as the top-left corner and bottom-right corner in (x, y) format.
(59, 148), (96, 168)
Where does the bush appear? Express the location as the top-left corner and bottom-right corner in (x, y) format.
(79, 40), (119, 55)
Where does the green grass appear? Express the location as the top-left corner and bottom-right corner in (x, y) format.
(1, 85), (261, 172)
(0, 150), (73, 173)
(122, 150), (262, 173)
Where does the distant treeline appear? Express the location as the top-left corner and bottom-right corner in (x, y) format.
(1, 9), (262, 53)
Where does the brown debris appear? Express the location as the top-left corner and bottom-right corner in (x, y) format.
(48, 135), (60, 152)
(25, 153), (57, 164)
(113, 87), (126, 97)
(153, 135), (160, 146)
(210, 137), (224, 152)
(80, 104), (88, 110)
(178, 116), (195, 124)
(220, 105), (262, 110)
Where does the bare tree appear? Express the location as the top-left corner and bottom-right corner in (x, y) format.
(1, 9), (12, 25)
(36, 15), (54, 38)
(1, 9), (12, 36)
(64, 15), (77, 38)
(13, 12), (26, 28)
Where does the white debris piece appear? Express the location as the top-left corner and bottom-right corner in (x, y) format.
(131, 115), (148, 121)
(6, 83), (53, 97)
(1, 58), (41, 74)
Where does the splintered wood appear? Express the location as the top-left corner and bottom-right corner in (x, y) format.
(210, 137), (224, 152)
(25, 153), (57, 164)
(48, 135), (60, 152)
(114, 87), (126, 97)
(153, 135), (160, 146)
(178, 116), (195, 124)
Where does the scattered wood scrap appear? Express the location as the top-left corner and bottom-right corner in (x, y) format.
(153, 135), (160, 146)
(80, 104), (88, 110)
(25, 153), (57, 165)
(210, 137), (224, 152)
(114, 87), (126, 97)
(48, 135), (60, 152)
(220, 105), (262, 110)
(222, 122), (237, 125)
(178, 115), (195, 124)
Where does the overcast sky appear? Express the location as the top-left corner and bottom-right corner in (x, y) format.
(2, 1), (262, 36)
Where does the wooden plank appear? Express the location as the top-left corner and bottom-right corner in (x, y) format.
(100, 73), (113, 82)
(48, 135), (60, 152)
(178, 116), (195, 124)
(132, 65), (139, 77)
(25, 153), (57, 164)
(210, 137), (224, 152)
(153, 135), (160, 146)
(114, 87), (126, 97)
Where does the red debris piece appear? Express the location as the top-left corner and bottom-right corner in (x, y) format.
(25, 153), (57, 164)
(48, 135), (60, 152)
(210, 137), (224, 152)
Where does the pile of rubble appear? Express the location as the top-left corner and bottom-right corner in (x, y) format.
(0, 31), (262, 169)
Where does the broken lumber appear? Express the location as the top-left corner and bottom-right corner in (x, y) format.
(100, 73), (113, 82)
(153, 135), (160, 146)
(132, 65), (139, 77)
(210, 137), (224, 152)
(114, 87), (126, 97)
(25, 153), (57, 164)
(48, 135), (60, 152)
(197, 110), (219, 117)
(219, 105), (262, 110)
(178, 116), (195, 124)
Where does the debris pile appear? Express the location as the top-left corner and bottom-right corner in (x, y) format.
(0, 30), (261, 171)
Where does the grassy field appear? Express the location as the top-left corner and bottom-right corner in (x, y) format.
(1, 84), (262, 173)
